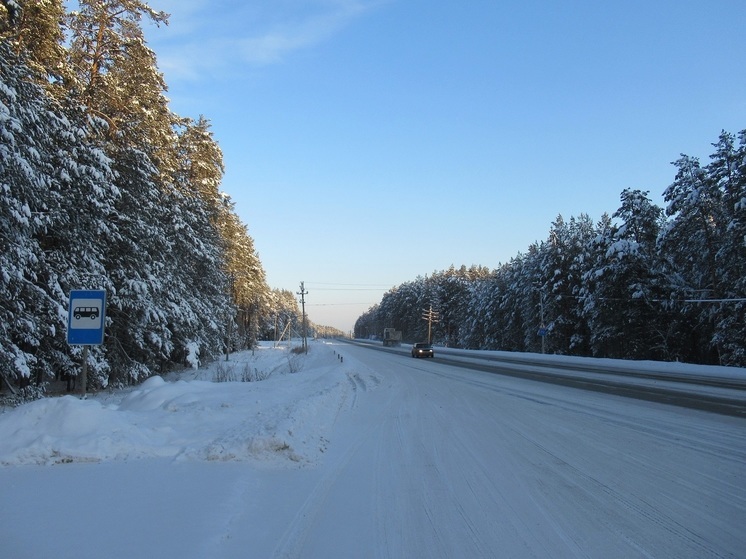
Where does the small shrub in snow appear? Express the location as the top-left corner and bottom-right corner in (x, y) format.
(213, 362), (237, 383)
(240, 364), (271, 382)
(286, 354), (303, 374)
(213, 361), (272, 383)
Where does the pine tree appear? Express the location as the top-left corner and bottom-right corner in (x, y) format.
(0, 0), (69, 90)
(661, 145), (731, 363)
(0, 43), (116, 386)
(536, 215), (594, 355)
(581, 191), (674, 359)
(65, 0), (168, 114)
(0, 43), (57, 384)
(215, 193), (269, 352)
(705, 130), (746, 365)
(165, 117), (231, 360)
(65, 0), (211, 382)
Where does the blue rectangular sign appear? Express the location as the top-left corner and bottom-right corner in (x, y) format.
(67, 290), (107, 345)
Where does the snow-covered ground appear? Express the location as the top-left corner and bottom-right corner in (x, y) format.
(1, 340), (744, 558)
(0, 342), (357, 468)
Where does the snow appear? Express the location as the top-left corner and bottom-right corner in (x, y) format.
(0, 342), (356, 468)
(1, 340), (745, 558)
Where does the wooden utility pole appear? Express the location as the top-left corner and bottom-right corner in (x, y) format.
(226, 274), (235, 361)
(422, 304), (439, 345)
(297, 282), (308, 353)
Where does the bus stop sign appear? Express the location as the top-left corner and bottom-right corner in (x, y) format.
(67, 290), (106, 345)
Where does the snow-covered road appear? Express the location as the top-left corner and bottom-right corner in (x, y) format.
(2, 341), (744, 558)
(275, 343), (745, 558)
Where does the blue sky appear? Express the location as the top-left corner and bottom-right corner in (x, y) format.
(144, 0), (745, 333)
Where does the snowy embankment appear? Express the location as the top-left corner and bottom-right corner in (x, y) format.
(0, 341), (376, 467)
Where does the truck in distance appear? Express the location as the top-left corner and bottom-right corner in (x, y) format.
(382, 328), (402, 347)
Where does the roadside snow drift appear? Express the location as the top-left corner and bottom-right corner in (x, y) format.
(0, 342), (378, 467)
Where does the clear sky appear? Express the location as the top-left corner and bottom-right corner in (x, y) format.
(144, 0), (746, 334)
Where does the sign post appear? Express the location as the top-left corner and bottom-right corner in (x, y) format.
(67, 290), (106, 398)
(537, 325), (547, 355)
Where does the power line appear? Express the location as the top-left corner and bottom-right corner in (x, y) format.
(543, 293), (746, 304)
(304, 281), (393, 286)
(305, 288), (390, 292)
(307, 302), (379, 307)
(683, 298), (746, 303)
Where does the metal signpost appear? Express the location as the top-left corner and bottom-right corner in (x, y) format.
(67, 290), (106, 397)
(538, 326), (547, 354)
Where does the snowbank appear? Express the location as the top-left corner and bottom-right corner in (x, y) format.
(0, 341), (376, 467)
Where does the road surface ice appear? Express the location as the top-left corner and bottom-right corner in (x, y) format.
(1, 340), (744, 558)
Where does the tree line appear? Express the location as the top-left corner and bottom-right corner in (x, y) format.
(0, 1), (338, 398)
(355, 130), (746, 367)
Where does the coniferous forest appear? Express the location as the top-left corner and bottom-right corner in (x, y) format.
(2, 2), (744, 406)
(0, 1), (334, 398)
(355, 135), (746, 367)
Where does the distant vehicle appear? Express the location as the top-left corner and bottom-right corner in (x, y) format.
(383, 328), (402, 347)
(74, 306), (99, 320)
(411, 343), (434, 358)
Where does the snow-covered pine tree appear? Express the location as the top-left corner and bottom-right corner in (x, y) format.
(578, 213), (614, 357)
(375, 280), (423, 342)
(65, 1), (192, 383)
(705, 130), (746, 365)
(455, 265), (491, 347)
(581, 190), (674, 360)
(214, 192), (270, 352)
(166, 116), (232, 361)
(459, 274), (492, 349)
(0, 42), (116, 387)
(428, 267), (460, 346)
(661, 150), (728, 364)
(501, 250), (537, 352)
(536, 215), (594, 355)
(495, 255), (532, 351)
(0, 43), (59, 385)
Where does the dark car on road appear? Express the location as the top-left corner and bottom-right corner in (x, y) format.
(411, 343), (434, 358)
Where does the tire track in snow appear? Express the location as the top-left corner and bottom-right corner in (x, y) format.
(369, 365), (507, 558)
(533, 434), (727, 557)
(271, 371), (378, 558)
(198, 472), (256, 558)
(412, 372), (585, 559)
(420, 363), (744, 554)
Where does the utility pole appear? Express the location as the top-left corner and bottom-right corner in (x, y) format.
(539, 292), (546, 355)
(226, 274), (235, 361)
(297, 281), (308, 353)
(533, 282), (547, 355)
(421, 304), (439, 345)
